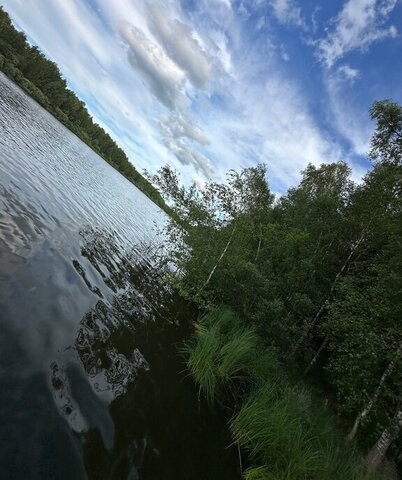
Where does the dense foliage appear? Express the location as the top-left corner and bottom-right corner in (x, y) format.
(0, 7), (167, 211)
(153, 100), (402, 477)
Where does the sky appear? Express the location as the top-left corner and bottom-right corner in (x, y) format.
(2, 0), (402, 193)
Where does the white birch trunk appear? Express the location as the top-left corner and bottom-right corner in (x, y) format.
(303, 334), (329, 375)
(201, 223), (236, 290)
(366, 407), (402, 471)
(254, 223), (263, 263)
(348, 341), (402, 441)
(291, 233), (364, 357)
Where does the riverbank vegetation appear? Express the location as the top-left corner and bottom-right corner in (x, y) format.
(185, 308), (383, 479)
(0, 7), (167, 212)
(152, 100), (402, 478)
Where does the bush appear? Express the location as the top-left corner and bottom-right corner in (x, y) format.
(1, 60), (22, 80)
(19, 77), (49, 106)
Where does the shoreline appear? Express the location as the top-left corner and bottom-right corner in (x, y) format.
(0, 70), (169, 215)
(0, 68), (167, 213)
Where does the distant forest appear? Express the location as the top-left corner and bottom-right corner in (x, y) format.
(0, 7), (167, 211)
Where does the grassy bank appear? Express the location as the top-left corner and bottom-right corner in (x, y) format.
(184, 308), (388, 480)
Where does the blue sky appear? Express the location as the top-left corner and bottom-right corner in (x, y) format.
(3, 0), (402, 193)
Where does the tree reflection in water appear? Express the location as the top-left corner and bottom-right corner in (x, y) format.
(48, 227), (239, 480)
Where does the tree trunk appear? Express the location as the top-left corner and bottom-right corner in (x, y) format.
(304, 335), (329, 376)
(201, 223), (236, 290)
(290, 232), (365, 357)
(290, 300), (328, 357)
(348, 341), (402, 441)
(366, 407), (402, 471)
(254, 223), (263, 263)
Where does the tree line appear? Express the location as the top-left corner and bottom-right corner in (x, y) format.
(152, 100), (402, 478)
(0, 7), (167, 212)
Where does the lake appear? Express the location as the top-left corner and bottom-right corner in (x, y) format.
(0, 72), (239, 480)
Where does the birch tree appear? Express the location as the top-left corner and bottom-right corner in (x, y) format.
(366, 406), (402, 471)
(348, 341), (402, 441)
(150, 164), (273, 305)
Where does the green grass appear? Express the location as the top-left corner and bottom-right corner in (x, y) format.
(183, 307), (262, 404)
(218, 328), (260, 380)
(184, 321), (221, 404)
(183, 307), (388, 480)
(231, 382), (363, 479)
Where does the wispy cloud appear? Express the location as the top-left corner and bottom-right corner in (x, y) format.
(338, 64), (360, 82)
(158, 113), (213, 178)
(269, 0), (306, 29)
(316, 0), (398, 68)
(325, 67), (372, 157)
(195, 58), (344, 192)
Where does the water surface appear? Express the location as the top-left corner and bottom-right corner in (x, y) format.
(0, 72), (239, 480)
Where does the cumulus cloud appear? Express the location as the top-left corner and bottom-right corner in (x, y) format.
(163, 136), (215, 178)
(118, 20), (186, 109)
(146, 5), (213, 89)
(115, 8), (218, 179)
(158, 113), (214, 177)
(158, 114), (210, 146)
(317, 0), (398, 68)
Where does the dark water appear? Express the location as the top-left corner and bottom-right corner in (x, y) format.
(0, 72), (239, 479)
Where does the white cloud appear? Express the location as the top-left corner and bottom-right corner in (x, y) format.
(116, 10), (217, 178)
(256, 15), (266, 30)
(162, 136), (215, 178)
(317, 0), (398, 68)
(280, 44), (290, 61)
(314, 2), (398, 161)
(207, 30), (233, 75)
(146, 5), (213, 89)
(338, 64), (360, 82)
(254, 78), (342, 189)
(217, 0), (232, 9)
(325, 70), (372, 157)
(158, 114), (210, 146)
(269, 0), (306, 29)
(118, 20), (186, 109)
(2, 0), (379, 192)
(197, 64), (345, 192)
(157, 113), (214, 177)
(311, 6), (322, 34)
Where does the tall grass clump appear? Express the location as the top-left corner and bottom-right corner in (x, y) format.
(183, 308), (388, 480)
(185, 321), (221, 404)
(231, 382), (386, 480)
(231, 382), (323, 479)
(183, 307), (264, 405)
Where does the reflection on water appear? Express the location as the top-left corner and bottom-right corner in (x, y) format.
(1, 225), (239, 479)
(0, 72), (239, 479)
